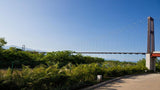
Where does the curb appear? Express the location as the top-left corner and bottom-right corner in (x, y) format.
(80, 73), (153, 90)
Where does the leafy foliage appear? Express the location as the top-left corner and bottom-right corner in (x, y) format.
(0, 62), (148, 90)
(0, 38), (154, 90)
(0, 48), (45, 68)
(0, 38), (7, 48)
(137, 58), (146, 67)
(156, 59), (160, 71)
(0, 48), (104, 68)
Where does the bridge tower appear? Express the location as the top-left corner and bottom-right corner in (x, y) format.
(146, 16), (156, 71)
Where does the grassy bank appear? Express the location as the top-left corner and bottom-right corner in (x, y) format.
(0, 62), (147, 90)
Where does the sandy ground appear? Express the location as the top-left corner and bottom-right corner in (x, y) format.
(94, 73), (160, 90)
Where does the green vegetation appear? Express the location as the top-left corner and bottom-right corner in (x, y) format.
(0, 38), (156, 90)
(0, 49), (104, 68)
(156, 59), (160, 71)
(0, 38), (7, 48)
(0, 38), (104, 68)
(0, 62), (147, 90)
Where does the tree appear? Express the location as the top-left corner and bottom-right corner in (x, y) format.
(0, 38), (7, 48)
(137, 58), (146, 67)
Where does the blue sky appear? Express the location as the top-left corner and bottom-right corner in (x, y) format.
(0, 0), (160, 61)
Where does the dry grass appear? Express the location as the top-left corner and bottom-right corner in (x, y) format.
(0, 69), (21, 74)
(0, 69), (8, 73)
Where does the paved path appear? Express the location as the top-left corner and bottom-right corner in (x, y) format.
(94, 73), (160, 90)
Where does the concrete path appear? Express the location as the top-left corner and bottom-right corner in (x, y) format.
(94, 73), (160, 90)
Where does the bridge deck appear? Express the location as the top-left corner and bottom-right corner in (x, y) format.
(75, 52), (146, 55)
(151, 51), (160, 57)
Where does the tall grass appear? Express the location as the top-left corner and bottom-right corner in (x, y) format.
(0, 62), (147, 90)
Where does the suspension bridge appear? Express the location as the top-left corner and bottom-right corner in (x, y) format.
(74, 16), (160, 72)
(35, 16), (158, 71)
